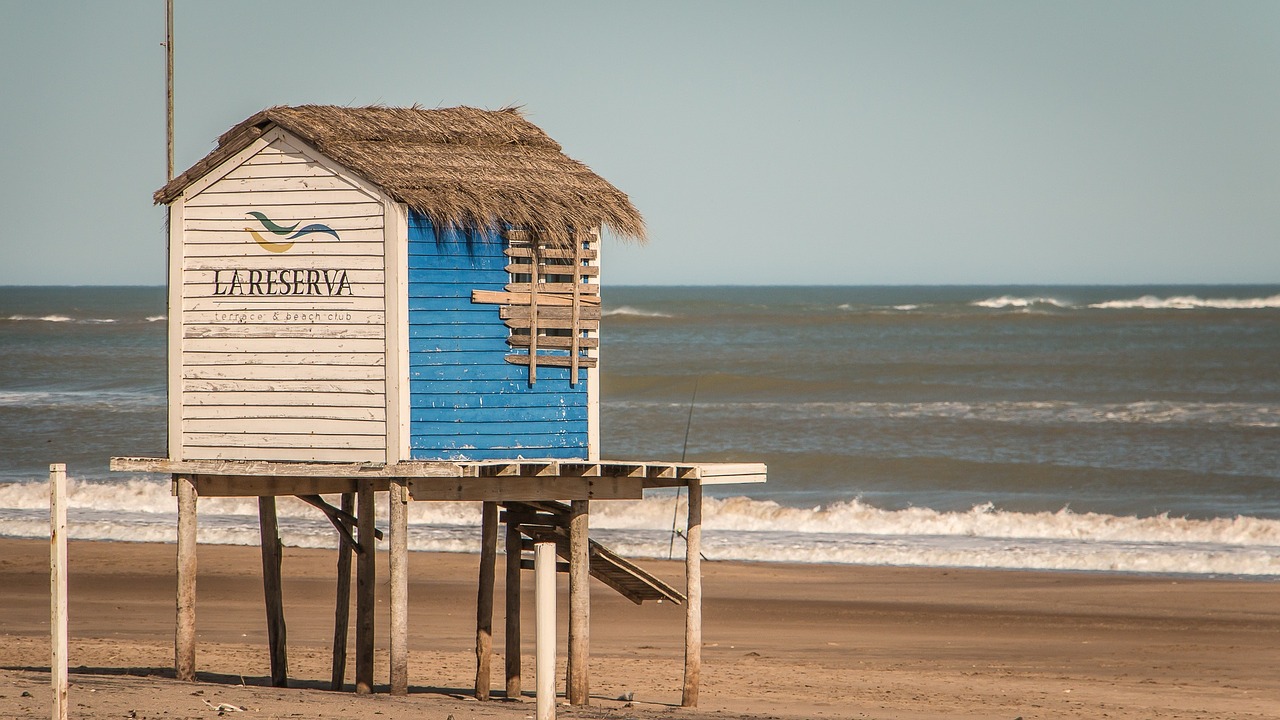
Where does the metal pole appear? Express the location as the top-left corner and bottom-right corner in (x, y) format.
(49, 464), (67, 720)
(535, 541), (557, 720)
(165, 0), (174, 182)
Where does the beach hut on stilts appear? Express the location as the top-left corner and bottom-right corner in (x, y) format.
(112, 105), (765, 707)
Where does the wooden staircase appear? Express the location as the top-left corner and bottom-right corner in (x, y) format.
(501, 500), (685, 605)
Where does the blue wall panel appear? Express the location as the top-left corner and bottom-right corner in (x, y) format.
(406, 212), (589, 460)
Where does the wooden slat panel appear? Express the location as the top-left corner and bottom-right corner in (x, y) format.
(184, 404), (385, 421)
(183, 378), (384, 394)
(193, 475), (391, 497)
(504, 263), (600, 277)
(183, 352), (385, 366)
(223, 161), (335, 179)
(185, 202), (384, 221)
(183, 337), (386, 354)
(504, 247), (597, 261)
(187, 188), (378, 207)
(185, 215), (386, 232)
(183, 364), (385, 381)
(184, 391), (386, 407)
(208, 173), (360, 192)
(183, 432), (388, 450)
(183, 309), (385, 326)
(504, 355), (597, 368)
(183, 325), (386, 340)
(506, 336), (598, 350)
(500, 306), (601, 321)
(471, 289), (600, 307)
(409, 476), (643, 501)
(504, 282), (598, 295)
(185, 238), (381, 254)
(183, 417), (385, 435)
(180, 446), (386, 463)
(503, 317), (599, 331)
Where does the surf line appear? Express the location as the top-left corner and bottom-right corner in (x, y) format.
(211, 268), (353, 297)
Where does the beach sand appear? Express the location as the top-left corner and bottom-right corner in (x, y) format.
(0, 538), (1276, 719)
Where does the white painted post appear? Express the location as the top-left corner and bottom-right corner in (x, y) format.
(49, 463), (67, 720)
(534, 541), (557, 720)
(389, 478), (409, 696)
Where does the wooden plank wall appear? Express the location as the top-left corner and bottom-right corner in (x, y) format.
(406, 213), (589, 459)
(178, 137), (388, 462)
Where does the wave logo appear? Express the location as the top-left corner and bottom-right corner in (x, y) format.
(244, 211), (340, 253)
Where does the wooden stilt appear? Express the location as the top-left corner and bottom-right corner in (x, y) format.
(258, 496), (288, 687)
(567, 500), (590, 705)
(330, 492), (353, 691)
(475, 501), (498, 700)
(355, 479), (376, 694)
(175, 474), (197, 682)
(389, 479), (409, 696)
(682, 480), (702, 707)
(504, 519), (522, 700)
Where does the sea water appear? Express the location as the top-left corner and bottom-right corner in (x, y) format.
(1, 285), (1278, 576)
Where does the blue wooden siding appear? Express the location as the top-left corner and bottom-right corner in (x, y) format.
(406, 212), (589, 460)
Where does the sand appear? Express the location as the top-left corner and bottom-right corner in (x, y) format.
(0, 537), (1277, 719)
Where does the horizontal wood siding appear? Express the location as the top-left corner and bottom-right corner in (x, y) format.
(179, 137), (387, 462)
(407, 212), (588, 460)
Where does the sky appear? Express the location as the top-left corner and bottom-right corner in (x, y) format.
(1, 1), (1278, 286)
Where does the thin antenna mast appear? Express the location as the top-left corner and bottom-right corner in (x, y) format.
(165, 0), (174, 181)
(668, 377), (700, 559)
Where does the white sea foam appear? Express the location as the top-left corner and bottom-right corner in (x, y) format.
(0, 390), (164, 410)
(629, 400), (1280, 429)
(7, 314), (75, 322)
(1, 477), (1277, 576)
(145, 315), (167, 322)
(602, 306), (674, 318)
(972, 296), (1071, 309)
(1088, 294), (1280, 310)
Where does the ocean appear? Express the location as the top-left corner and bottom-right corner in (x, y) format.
(2, 285), (1278, 576)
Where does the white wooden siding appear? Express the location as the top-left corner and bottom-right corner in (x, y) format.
(178, 134), (389, 463)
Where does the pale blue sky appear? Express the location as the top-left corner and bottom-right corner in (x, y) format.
(2, 1), (1278, 285)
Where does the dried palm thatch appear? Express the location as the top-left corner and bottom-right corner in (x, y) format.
(155, 105), (645, 245)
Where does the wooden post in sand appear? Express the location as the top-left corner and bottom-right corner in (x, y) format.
(331, 492), (354, 691)
(567, 500), (590, 705)
(175, 474), (197, 682)
(258, 496), (288, 687)
(504, 519), (523, 700)
(475, 501), (498, 699)
(355, 479), (376, 694)
(389, 479), (409, 696)
(50, 463), (67, 720)
(682, 479), (703, 707)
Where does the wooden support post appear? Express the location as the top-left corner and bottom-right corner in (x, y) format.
(534, 541), (556, 720)
(389, 479), (409, 696)
(175, 474), (197, 682)
(504, 519), (523, 701)
(258, 496), (288, 687)
(475, 501), (498, 700)
(682, 480), (703, 707)
(50, 463), (67, 720)
(566, 500), (590, 705)
(355, 479), (376, 695)
(331, 492), (353, 691)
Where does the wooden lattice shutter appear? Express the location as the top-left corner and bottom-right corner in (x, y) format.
(472, 227), (600, 385)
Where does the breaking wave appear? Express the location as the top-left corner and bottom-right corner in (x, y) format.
(602, 306), (674, 319)
(2, 477), (1277, 576)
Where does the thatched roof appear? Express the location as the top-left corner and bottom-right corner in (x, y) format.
(156, 105), (645, 245)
